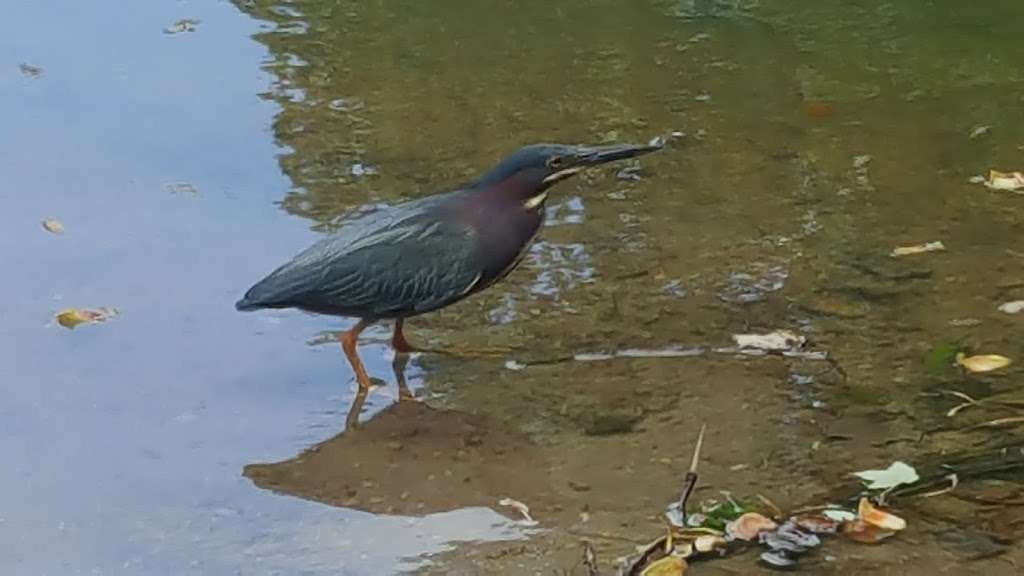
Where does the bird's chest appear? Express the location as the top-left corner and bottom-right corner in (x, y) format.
(471, 200), (545, 284)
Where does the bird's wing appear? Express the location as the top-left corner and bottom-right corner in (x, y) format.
(239, 199), (483, 318)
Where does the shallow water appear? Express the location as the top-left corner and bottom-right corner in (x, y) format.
(4, 1), (1024, 574)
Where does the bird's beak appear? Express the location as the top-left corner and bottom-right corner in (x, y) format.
(542, 140), (664, 183)
(576, 141), (665, 166)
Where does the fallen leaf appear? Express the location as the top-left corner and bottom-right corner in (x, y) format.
(725, 512), (778, 541)
(956, 352), (1012, 373)
(891, 241), (945, 257)
(792, 514), (839, 534)
(640, 555), (687, 576)
(998, 301), (1024, 315)
(841, 519), (895, 544)
(41, 219), (64, 234)
(983, 170), (1024, 192)
(693, 534), (726, 553)
(852, 461), (919, 490)
(822, 509), (857, 523)
(732, 331), (805, 352)
(55, 307), (118, 329)
(498, 497), (538, 526)
(857, 498), (907, 531)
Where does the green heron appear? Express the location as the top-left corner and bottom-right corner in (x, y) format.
(236, 142), (663, 393)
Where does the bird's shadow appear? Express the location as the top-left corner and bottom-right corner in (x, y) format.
(243, 352), (557, 516)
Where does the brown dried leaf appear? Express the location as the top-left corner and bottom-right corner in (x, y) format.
(725, 512), (778, 541)
(841, 519), (895, 544)
(792, 514), (839, 534)
(857, 498), (906, 531)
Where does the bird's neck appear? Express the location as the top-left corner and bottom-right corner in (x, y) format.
(476, 172), (548, 208)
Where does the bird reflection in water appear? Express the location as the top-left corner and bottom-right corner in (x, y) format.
(244, 351), (553, 517)
(344, 352), (412, 431)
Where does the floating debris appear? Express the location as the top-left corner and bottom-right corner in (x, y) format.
(981, 170), (1024, 192)
(163, 18), (200, 35)
(956, 352), (1011, 373)
(968, 125), (991, 140)
(718, 330), (827, 361)
(41, 219), (64, 234)
(19, 63), (43, 78)
(891, 241), (945, 257)
(350, 162), (378, 178)
(998, 301), (1024, 314)
(498, 497), (538, 526)
(55, 307), (119, 329)
(717, 265), (788, 304)
(732, 330), (805, 352)
(163, 181), (198, 196)
(852, 461), (919, 491)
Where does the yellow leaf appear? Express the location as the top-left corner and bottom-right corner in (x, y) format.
(41, 219), (64, 234)
(891, 241), (945, 257)
(640, 555), (687, 576)
(956, 352), (1011, 373)
(985, 170), (1024, 192)
(55, 307), (118, 329)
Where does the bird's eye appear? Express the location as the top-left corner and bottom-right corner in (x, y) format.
(547, 156), (565, 169)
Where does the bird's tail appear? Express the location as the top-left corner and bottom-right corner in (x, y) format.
(234, 296), (261, 311)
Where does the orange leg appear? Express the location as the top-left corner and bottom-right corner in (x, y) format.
(390, 318), (511, 358)
(339, 319), (373, 392)
(391, 318), (417, 354)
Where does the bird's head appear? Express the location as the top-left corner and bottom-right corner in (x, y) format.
(475, 141), (663, 202)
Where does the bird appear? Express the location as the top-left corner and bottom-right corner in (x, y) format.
(236, 141), (664, 394)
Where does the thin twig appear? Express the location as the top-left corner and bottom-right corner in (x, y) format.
(968, 417), (1024, 430)
(678, 424), (707, 516)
